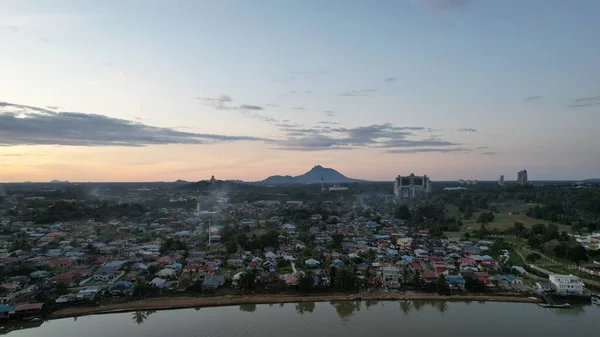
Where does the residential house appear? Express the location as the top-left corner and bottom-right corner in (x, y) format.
(445, 274), (466, 290)
(202, 275), (226, 291)
(305, 258), (320, 268)
(226, 258), (244, 268)
(77, 286), (102, 299)
(423, 271), (439, 283)
(93, 261), (123, 282)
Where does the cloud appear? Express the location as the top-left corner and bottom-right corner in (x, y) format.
(411, 0), (474, 11)
(324, 111), (335, 117)
(46, 106), (60, 110)
(475, 146), (489, 149)
(386, 147), (470, 154)
(4, 25), (20, 32)
(384, 77), (396, 83)
(456, 128), (477, 132)
(569, 95), (600, 108)
(291, 107), (305, 111)
(0, 153), (44, 157)
(266, 104), (279, 108)
(523, 96), (542, 102)
(376, 139), (459, 148)
(199, 94), (264, 111)
(273, 70), (328, 83)
(338, 89), (378, 97)
(273, 122), (460, 151)
(238, 104), (263, 111)
(317, 121), (339, 125)
(0, 101), (267, 147)
(481, 151), (498, 155)
(240, 111), (277, 123)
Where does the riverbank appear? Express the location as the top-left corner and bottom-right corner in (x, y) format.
(51, 292), (541, 318)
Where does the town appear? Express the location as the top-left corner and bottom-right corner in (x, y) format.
(1, 170), (599, 322)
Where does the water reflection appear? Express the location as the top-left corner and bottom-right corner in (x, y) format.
(399, 300), (413, 315)
(1, 301), (597, 337)
(363, 300), (380, 309)
(295, 302), (315, 314)
(132, 310), (157, 324)
(0, 319), (44, 335)
(329, 300), (362, 320)
(239, 304), (257, 312)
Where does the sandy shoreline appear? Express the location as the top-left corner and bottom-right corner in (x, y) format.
(51, 292), (541, 318)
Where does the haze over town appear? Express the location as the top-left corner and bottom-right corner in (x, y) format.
(1, 0), (599, 182)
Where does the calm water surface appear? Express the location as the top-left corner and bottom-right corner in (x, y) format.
(3, 301), (599, 336)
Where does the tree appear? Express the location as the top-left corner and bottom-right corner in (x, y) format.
(512, 221), (527, 237)
(236, 233), (249, 250)
(429, 225), (444, 238)
(54, 281), (69, 296)
(239, 269), (258, 292)
(568, 245), (589, 266)
(476, 224), (489, 239)
(526, 252), (542, 263)
(477, 212), (494, 225)
(298, 273), (314, 294)
(160, 238), (187, 254)
(465, 278), (486, 293)
(435, 275), (449, 294)
(543, 224), (560, 242)
(225, 240), (238, 253)
(553, 244), (566, 258)
(527, 236), (541, 249)
(531, 223), (546, 235)
(464, 206), (473, 220)
(411, 271), (422, 288)
(394, 205), (411, 220)
(335, 267), (357, 290)
(133, 279), (158, 299)
(329, 265), (337, 288)
(331, 233), (344, 250)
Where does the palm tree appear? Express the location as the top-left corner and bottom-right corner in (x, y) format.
(399, 300), (413, 315)
(435, 301), (448, 314)
(295, 302), (315, 314)
(413, 300), (424, 312)
(132, 311), (148, 324)
(435, 275), (448, 294)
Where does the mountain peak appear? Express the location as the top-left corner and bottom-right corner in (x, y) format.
(261, 165), (362, 184)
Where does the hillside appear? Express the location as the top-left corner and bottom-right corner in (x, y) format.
(260, 165), (364, 184)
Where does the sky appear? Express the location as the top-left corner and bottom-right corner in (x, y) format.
(1, 0), (599, 182)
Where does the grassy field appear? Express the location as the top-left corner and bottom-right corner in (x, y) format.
(445, 201), (571, 233)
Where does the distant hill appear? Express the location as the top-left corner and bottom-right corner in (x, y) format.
(583, 178), (600, 183)
(174, 179), (189, 184)
(260, 165), (364, 184)
(50, 180), (70, 183)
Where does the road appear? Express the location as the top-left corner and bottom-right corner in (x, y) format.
(516, 251), (600, 288)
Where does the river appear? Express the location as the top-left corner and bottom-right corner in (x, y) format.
(2, 301), (599, 336)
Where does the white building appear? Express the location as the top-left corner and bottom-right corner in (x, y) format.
(518, 170), (528, 186)
(548, 274), (585, 295)
(394, 174), (431, 199)
(379, 265), (401, 288)
(498, 175), (505, 186)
